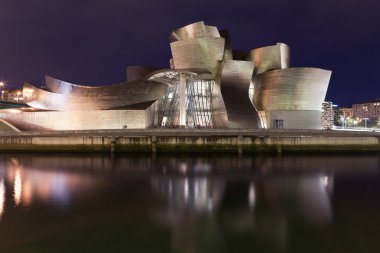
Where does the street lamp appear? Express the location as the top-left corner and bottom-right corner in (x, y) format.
(363, 118), (369, 129)
(340, 115), (345, 129)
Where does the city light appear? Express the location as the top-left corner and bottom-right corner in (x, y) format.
(0, 82), (5, 101)
(15, 90), (22, 101)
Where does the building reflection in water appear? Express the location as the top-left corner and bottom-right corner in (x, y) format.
(0, 153), (377, 251)
(248, 182), (256, 210)
(0, 157), (105, 221)
(151, 158), (336, 252)
(0, 179), (4, 221)
(152, 177), (225, 214)
(13, 161), (22, 206)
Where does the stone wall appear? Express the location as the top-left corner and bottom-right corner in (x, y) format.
(0, 130), (379, 152)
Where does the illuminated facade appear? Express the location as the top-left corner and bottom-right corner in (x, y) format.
(0, 21), (331, 131)
(353, 101), (380, 119)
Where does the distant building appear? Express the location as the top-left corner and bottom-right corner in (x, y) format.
(6, 89), (24, 102)
(1, 89), (24, 102)
(334, 107), (353, 120)
(352, 100), (380, 119)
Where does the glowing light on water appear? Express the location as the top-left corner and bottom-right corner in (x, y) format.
(321, 176), (329, 187)
(184, 179), (189, 202)
(14, 169), (22, 206)
(0, 179), (4, 220)
(248, 182), (256, 209)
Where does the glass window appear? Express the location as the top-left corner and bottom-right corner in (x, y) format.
(274, 119), (284, 129)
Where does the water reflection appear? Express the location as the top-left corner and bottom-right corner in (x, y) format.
(149, 157), (340, 252)
(151, 174), (334, 226)
(0, 156), (107, 220)
(151, 177), (225, 213)
(14, 169), (22, 206)
(248, 182), (256, 209)
(0, 153), (378, 252)
(0, 179), (4, 220)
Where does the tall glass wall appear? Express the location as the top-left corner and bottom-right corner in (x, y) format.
(156, 80), (214, 127)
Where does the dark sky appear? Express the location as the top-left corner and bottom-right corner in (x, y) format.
(0, 0), (379, 106)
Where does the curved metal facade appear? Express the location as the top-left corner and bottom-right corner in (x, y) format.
(220, 60), (260, 128)
(25, 78), (168, 111)
(252, 67), (332, 129)
(252, 68), (332, 111)
(23, 83), (68, 111)
(250, 43), (290, 75)
(170, 37), (225, 79)
(205, 25), (220, 38)
(219, 29), (233, 61)
(170, 21), (220, 42)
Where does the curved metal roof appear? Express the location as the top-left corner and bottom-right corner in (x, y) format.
(23, 78), (169, 111)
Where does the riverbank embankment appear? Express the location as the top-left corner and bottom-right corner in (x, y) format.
(0, 129), (379, 153)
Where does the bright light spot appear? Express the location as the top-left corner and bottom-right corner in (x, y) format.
(0, 179), (4, 221)
(0, 82), (4, 87)
(162, 116), (168, 126)
(8, 109), (21, 114)
(14, 169), (22, 206)
(22, 88), (34, 98)
(184, 179), (189, 202)
(320, 176), (329, 187)
(248, 182), (256, 209)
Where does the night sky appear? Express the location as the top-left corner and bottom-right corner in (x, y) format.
(0, 0), (379, 106)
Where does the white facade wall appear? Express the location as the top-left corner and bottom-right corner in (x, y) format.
(266, 110), (323, 130)
(0, 109), (151, 131)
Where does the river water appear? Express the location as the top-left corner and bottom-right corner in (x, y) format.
(0, 153), (379, 253)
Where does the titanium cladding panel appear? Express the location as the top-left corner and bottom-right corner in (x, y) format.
(45, 75), (74, 94)
(250, 43), (290, 75)
(205, 25), (221, 38)
(24, 79), (168, 111)
(252, 67), (332, 111)
(170, 37), (225, 79)
(23, 83), (68, 111)
(220, 60), (260, 128)
(219, 29), (233, 61)
(170, 21), (208, 42)
(170, 21), (221, 42)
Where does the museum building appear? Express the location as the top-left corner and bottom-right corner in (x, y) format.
(0, 21), (331, 131)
